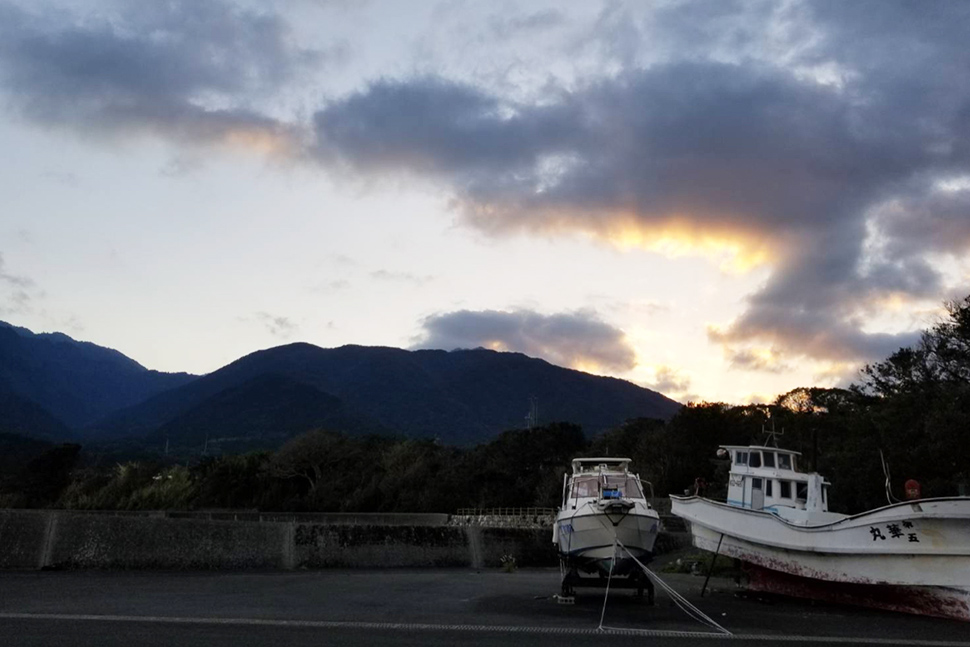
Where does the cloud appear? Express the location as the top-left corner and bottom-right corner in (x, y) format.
(329, 254), (357, 266)
(725, 348), (791, 374)
(487, 9), (565, 40)
(413, 308), (636, 373)
(0, 252), (38, 316)
(4, 1), (969, 370)
(0, 0), (323, 153)
(310, 2), (970, 366)
(39, 169), (80, 186)
(160, 155), (205, 177)
(369, 270), (434, 285)
(646, 365), (691, 395)
(309, 278), (351, 296)
(253, 312), (299, 338)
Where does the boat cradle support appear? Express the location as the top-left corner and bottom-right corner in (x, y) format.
(559, 560), (655, 604)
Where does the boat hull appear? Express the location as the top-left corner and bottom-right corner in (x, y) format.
(671, 495), (970, 620)
(744, 563), (970, 622)
(556, 508), (659, 575)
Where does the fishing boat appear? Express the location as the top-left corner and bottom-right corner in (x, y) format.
(554, 457), (660, 597)
(670, 444), (970, 620)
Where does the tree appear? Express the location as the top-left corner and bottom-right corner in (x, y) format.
(17, 443), (82, 507)
(853, 294), (970, 501)
(267, 429), (359, 498)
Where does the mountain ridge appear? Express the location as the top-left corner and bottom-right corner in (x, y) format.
(0, 321), (196, 430)
(90, 342), (681, 446)
(1, 320), (681, 449)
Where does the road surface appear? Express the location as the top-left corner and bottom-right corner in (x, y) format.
(1, 568), (968, 646)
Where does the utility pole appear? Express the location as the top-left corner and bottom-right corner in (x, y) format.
(525, 396), (539, 429)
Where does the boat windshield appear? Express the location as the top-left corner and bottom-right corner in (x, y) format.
(571, 475), (644, 499)
(603, 475), (644, 499)
(571, 476), (599, 498)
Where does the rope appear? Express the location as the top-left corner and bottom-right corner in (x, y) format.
(597, 538), (617, 631)
(577, 502), (731, 636)
(615, 537), (732, 636)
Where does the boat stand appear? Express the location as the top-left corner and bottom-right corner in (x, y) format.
(559, 559), (655, 605)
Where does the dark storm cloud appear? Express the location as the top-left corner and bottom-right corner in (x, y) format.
(414, 309), (636, 373)
(310, 64), (915, 242)
(0, 0), (319, 150)
(875, 187), (970, 260)
(313, 1), (970, 365)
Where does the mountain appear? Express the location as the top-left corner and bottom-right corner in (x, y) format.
(146, 373), (389, 454)
(0, 386), (73, 441)
(0, 321), (196, 429)
(91, 343), (681, 446)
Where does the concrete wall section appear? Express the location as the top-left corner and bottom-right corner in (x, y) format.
(0, 510), (685, 570)
(168, 512), (451, 526)
(0, 510), (50, 569)
(293, 524), (470, 568)
(48, 513), (288, 569)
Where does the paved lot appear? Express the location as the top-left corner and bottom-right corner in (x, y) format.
(1, 569), (968, 646)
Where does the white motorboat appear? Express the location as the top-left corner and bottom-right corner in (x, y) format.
(554, 457), (660, 586)
(670, 444), (970, 620)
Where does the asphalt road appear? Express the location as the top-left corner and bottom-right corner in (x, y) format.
(1, 568), (968, 647)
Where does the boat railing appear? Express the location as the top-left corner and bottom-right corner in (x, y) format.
(455, 507), (558, 517)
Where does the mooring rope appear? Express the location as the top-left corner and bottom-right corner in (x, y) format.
(581, 500), (732, 636)
(615, 537), (732, 636)
(597, 539), (617, 631)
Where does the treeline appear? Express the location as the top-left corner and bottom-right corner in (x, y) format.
(0, 423), (589, 512)
(2, 296), (969, 514)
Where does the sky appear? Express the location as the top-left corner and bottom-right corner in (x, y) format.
(1, 0), (969, 405)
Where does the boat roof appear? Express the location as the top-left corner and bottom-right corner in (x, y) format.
(571, 457), (631, 473)
(721, 444), (801, 456)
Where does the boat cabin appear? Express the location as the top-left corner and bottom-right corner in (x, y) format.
(561, 458), (647, 508)
(721, 445), (831, 515)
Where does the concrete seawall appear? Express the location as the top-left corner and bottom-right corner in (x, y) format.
(0, 509), (687, 570)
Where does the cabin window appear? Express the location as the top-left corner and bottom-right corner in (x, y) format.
(736, 451), (748, 466)
(763, 452), (776, 468)
(777, 454), (792, 470)
(752, 478), (763, 490)
(796, 482), (808, 502)
(765, 480), (773, 497)
(822, 485), (828, 505)
(571, 476), (599, 498)
(749, 452), (762, 468)
(779, 480), (792, 499)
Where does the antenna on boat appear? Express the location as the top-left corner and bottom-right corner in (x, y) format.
(761, 415), (784, 448)
(880, 449), (901, 505)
